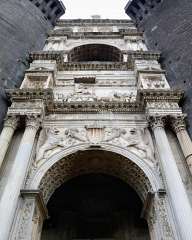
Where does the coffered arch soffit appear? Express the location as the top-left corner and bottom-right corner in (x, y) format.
(27, 143), (162, 204)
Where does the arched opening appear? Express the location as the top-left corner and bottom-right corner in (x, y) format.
(41, 173), (150, 240)
(68, 44), (123, 62)
(32, 149), (157, 240)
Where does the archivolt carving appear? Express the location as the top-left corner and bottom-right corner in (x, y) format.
(39, 150), (152, 203)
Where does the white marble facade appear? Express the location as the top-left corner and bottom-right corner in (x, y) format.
(0, 19), (192, 240)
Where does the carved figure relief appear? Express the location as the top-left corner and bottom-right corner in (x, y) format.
(64, 84), (97, 102)
(139, 74), (169, 89)
(36, 128), (66, 163)
(113, 91), (136, 102)
(36, 126), (155, 164)
(36, 128), (89, 163)
(103, 127), (154, 161)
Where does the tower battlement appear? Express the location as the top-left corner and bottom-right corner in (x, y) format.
(125, 0), (192, 137)
(29, 0), (65, 24)
(125, 0), (163, 23)
(0, 0), (65, 128)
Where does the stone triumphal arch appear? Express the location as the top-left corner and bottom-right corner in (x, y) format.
(1, 18), (192, 240)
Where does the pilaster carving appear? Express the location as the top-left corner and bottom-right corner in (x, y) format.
(14, 190), (47, 240)
(14, 198), (35, 240)
(157, 194), (174, 239)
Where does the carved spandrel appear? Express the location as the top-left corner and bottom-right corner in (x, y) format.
(35, 126), (155, 164)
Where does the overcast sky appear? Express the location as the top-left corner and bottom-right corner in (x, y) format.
(61, 0), (129, 19)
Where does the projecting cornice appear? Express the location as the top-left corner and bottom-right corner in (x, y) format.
(138, 89), (184, 102)
(29, 51), (63, 63)
(6, 89), (53, 102)
(30, 50), (161, 67)
(57, 62), (133, 71)
(6, 89), (184, 114)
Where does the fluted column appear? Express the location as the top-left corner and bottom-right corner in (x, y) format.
(0, 115), (18, 169)
(150, 115), (192, 240)
(171, 115), (192, 175)
(0, 115), (40, 240)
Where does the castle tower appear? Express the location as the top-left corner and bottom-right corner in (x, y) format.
(0, 0), (65, 128)
(0, 18), (192, 240)
(125, 0), (192, 136)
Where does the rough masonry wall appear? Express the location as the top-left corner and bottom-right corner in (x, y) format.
(0, 0), (64, 128)
(125, 0), (192, 136)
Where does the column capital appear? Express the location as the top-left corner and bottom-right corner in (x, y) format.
(170, 114), (187, 133)
(25, 115), (41, 131)
(4, 115), (19, 129)
(148, 115), (166, 130)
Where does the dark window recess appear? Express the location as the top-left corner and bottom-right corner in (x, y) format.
(74, 77), (96, 84)
(50, 1), (57, 9)
(35, 2), (40, 7)
(55, 8), (62, 15)
(42, 8), (46, 14)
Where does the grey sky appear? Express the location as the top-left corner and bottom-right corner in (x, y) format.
(61, 0), (129, 19)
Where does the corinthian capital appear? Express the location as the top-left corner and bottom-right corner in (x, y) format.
(170, 115), (186, 133)
(25, 115), (41, 131)
(4, 115), (19, 129)
(148, 115), (166, 130)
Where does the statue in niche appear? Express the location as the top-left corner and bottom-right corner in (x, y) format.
(36, 128), (66, 163)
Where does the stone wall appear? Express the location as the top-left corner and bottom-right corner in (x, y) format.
(0, 0), (65, 129)
(125, 0), (192, 136)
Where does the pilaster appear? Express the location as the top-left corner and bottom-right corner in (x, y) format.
(12, 190), (48, 240)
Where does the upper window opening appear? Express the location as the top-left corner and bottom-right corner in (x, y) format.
(68, 44), (123, 62)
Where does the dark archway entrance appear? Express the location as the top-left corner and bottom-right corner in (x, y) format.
(41, 174), (150, 240)
(68, 44), (123, 62)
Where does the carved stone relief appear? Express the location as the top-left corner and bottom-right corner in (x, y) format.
(139, 74), (169, 89)
(146, 195), (174, 240)
(14, 198), (35, 240)
(35, 126), (155, 165)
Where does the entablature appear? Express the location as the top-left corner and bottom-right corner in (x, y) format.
(6, 89), (183, 115)
(30, 50), (161, 65)
(57, 62), (133, 71)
